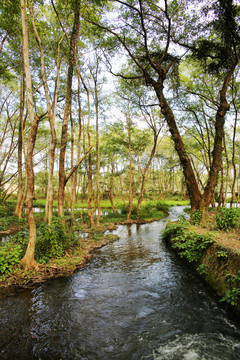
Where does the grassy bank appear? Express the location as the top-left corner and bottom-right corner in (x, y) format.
(162, 208), (240, 318)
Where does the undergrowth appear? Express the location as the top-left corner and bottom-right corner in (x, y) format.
(162, 222), (215, 263)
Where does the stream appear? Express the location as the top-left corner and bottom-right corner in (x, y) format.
(0, 206), (240, 359)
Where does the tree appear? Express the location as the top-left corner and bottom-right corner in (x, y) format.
(58, 0), (81, 217)
(91, 0), (240, 211)
(20, 0), (39, 269)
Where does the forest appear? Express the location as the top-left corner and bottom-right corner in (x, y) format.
(0, 0), (240, 276)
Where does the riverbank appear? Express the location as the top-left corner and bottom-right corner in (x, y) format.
(162, 209), (240, 319)
(0, 202), (170, 290)
(0, 232), (119, 290)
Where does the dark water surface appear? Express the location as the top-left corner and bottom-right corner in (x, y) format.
(0, 206), (240, 359)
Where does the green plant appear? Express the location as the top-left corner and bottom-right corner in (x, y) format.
(0, 243), (22, 278)
(197, 264), (208, 275)
(226, 273), (240, 284)
(154, 201), (169, 214)
(190, 210), (203, 225)
(0, 217), (10, 231)
(220, 288), (240, 306)
(216, 249), (228, 259)
(119, 204), (137, 215)
(216, 208), (240, 231)
(162, 222), (188, 242)
(162, 223), (215, 263)
(0, 215), (25, 231)
(92, 232), (104, 241)
(35, 217), (76, 262)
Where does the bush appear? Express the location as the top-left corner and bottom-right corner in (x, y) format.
(190, 210), (203, 225)
(119, 203), (137, 215)
(216, 208), (240, 231)
(162, 223), (215, 263)
(0, 243), (22, 278)
(155, 201), (169, 214)
(35, 217), (76, 263)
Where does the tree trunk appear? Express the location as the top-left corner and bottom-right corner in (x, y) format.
(70, 112), (76, 217)
(58, 0), (80, 217)
(109, 162), (116, 213)
(127, 115), (133, 222)
(155, 82), (202, 210)
(230, 101), (237, 207)
(15, 43), (24, 219)
(93, 77), (101, 225)
(20, 0), (38, 269)
(202, 52), (240, 208)
(137, 132), (158, 212)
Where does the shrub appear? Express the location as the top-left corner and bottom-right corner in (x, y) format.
(196, 264), (208, 275)
(162, 223), (215, 263)
(220, 288), (240, 306)
(0, 243), (22, 278)
(216, 208), (240, 231)
(35, 217), (76, 262)
(155, 201), (169, 214)
(190, 210), (203, 225)
(119, 203), (137, 215)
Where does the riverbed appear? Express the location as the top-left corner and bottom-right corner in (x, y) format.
(0, 206), (240, 359)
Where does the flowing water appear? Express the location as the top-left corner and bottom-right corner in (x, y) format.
(0, 206), (240, 359)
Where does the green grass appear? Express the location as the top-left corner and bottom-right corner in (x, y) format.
(6, 197), (190, 211)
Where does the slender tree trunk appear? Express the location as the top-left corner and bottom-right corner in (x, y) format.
(230, 101), (237, 207)
(70, 113), (76, 217)
(71, 77), (82, 217)
(137, 132), (158, 211)
(109, 162), (116, 213)
(127, 115), (133, 222)
(20, 0), (38, 269)
(77, 69), (94, 227)
(28, 0), (62, 225)
(94, 78), (101, 224)
(58, 0), (80, 217)
(86, 93), (94, 228)
(15, 44), (25, 219)
(218, 165), (224, 208)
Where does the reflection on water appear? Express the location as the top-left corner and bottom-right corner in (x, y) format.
(0, 206), (240, 359)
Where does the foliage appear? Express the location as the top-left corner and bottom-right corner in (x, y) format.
(154, 201), (170, 214)
(0, 242), (22, 279)
(162, 223), (215, 263)
(215, 208), (240, 231)
(220, 273), (240, 306)
(35, 217), (77, 263)
(190, 210), (203, 225)
(196, 264), (208, 276)
(119, 203), (138, 215)
(0, 215), (24, 231)
(216, 248), (229, 259)
(92, 231), (104, 241)
(220, 288), (240, 307)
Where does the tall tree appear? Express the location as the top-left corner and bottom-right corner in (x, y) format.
(20, 0), (39, 269)
(91, 0), (240, 210)
(58, 0), (80, 217)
